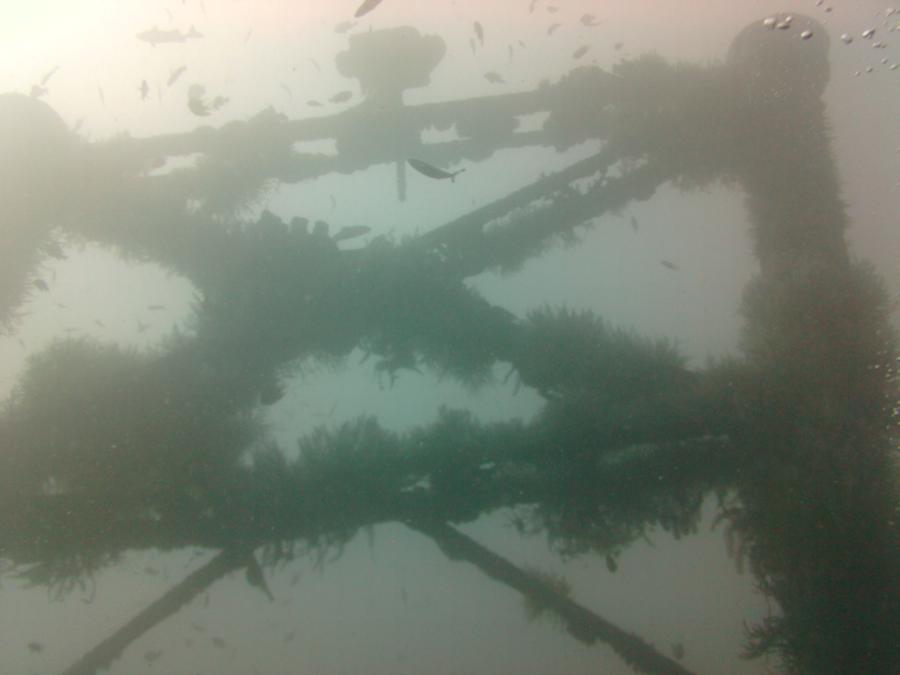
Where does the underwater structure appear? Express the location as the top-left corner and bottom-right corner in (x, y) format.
(0, 14), (897, 675)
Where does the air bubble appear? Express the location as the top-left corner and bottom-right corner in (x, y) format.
(763, 17), (777, 29)
(800, 30), (813, 40)
(862, 28), (876, 39)
(841, 33), (853, 44)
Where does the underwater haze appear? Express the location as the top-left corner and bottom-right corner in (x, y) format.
(1, 1), (898, 674)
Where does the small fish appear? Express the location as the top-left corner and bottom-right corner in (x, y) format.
(136, 25), (203, 46)
(147, 304), (165, 310)
(210, 95), (228, 110)
(167, 66), (186, 86)
(547, 23), (561, 35)
(280, 83), (292, 99)
(98, 86), (105, 105)
(407, 159), (465, 182)
(529, 0), (538, 13)
(614, 42), (624, 51)
(309, 57), (321, 71)
(335, 20), (356, 33)
(33, 279), (49, 291)
(144, 565), (159, 576)
(474, 21), (484, 45)
(672, 643), (685, 660)
(354, 0), (384, 19)
(508, 44), (514, 61)
(332, 225), (371, 242)
(144, 649), (162, 663)
(630, 216), (638, 231)
(580, 14), (600, 27)
(469, 37), (477, 54)
(605, 554), (618, 573)
(30, 85), (47, 98)
(329, 90), (352, 103)
(483, 71), (505, 84)
(661, 260), (679, 270)
(211, 637), (225, 648)
(546, 5), (559, 13)
(139, 79), (149, 100)
(137, 320), (149, 333)
(573, 45), (589, 59)
(284, 631), (296, 643)
(40, 66), (60, 85)
(27, 641), (44, 654)
(191, 621), (205, 632)
(307, 99), (322, 107)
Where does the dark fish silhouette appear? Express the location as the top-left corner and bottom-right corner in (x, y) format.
(580, 14), (601, 27)
(27, 642), (43, 654)
(547, 5), (559, 13)
(144, 649), (162, 663)
(661, 260), (679, 270)
(329, 90), (352, 103)
(212, 637), (225, 648)
(136, 25), (202, 46)
(33, 279), (49, 291)
(672, 643), (685, 660)
(547, 23), (561, 35)
(280, 83), (292, 99)
(407, 159), (465, 182)
(614, 42), (624, 51)
(354, 0), (384, 18)
(30, 85), (47, 98)
(474, 21), (484, 45)
(630, 216), (638, 231)
(573, 45), (590, 59)
(167, 66), (186, 86)
(605, 555), (618, 572)
(147, 304), (165, 310)
(484, 71), (505, 84)
(139, 79), (149, 100)
(307, 99), (322, 107)
(332, 225), (371, 242)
